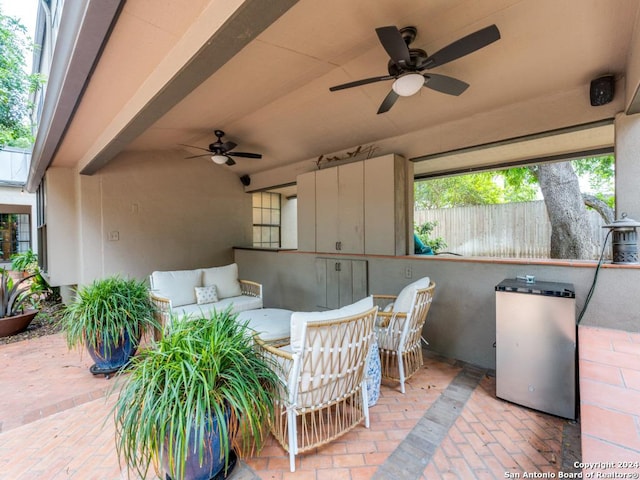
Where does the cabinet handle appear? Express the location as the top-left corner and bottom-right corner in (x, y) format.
(336, 241), (342, 251)
(335, 262), (341, 272)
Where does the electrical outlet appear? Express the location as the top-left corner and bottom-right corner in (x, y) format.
(405, 266), (412, 279)
(108, 231), (120, 241)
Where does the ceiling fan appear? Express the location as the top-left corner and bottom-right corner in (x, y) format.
(329, 24), (500, 114)
(180, 130), (262, 166)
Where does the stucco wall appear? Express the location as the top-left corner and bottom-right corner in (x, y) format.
(46, 151), (252, 285)
(625, 5), (640, 111)
(46, 168), (79, 286)
(615, 113), (640, 220)
(234, 248), (638, 369)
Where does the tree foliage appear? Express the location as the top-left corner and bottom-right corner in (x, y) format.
(0, 8), (42, 148)
(415, 170), (538, 209)
(415, 172), (503, 209)
(415, 156), (614, 210)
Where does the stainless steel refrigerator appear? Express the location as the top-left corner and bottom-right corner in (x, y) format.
(495, 279), (576, 419)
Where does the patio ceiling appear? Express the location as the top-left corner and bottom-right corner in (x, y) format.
(41, 0), (639, 191)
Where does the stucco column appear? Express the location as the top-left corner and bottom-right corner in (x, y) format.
(614, 112), (640, 220)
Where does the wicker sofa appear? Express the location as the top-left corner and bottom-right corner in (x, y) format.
(149, 263), (263, 331)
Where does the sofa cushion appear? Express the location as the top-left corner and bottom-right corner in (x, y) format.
(171, 295), (263, 319)
(212, 295), (263, 313)
(290, 296), (374, 354)
(151, 269), (202, 307)
(393, 276), (431, 313)
(202, 263), (242, 299)
(195, 285), (218, 305)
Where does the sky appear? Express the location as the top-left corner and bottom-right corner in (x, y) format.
(0, 0), (38, 35)
(0, 0), (39, 70)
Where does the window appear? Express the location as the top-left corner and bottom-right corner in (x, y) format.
(36, 180), (47, 272)
(252, 192), (281, 248)
(0, 213), (31, 261)
(414, 155), (614, 260)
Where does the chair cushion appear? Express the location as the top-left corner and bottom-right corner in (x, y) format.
(236, 309), (292, 342)
(151, 269), (202, 307)
(393, 277), (431, 313)
(195, 285), (218, 305)
(290, 296), (374, 354)
(202, 263), (242, 299)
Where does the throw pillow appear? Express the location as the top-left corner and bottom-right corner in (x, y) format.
(150, 269), (202, 307)
(202, 263), (242, 299)
(195, 285), (218, 305)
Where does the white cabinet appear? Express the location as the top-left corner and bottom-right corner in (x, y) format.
(364, 154), (408, 256)
(297, 154), (409, 256)
(315, 258), (368, 309)
(316, 162), (364, 254)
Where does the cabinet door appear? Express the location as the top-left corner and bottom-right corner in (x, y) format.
(338, 162), (364, 253)
(315, 258), (368, 309)
(364, 154), (407, 255)
(315, 163), (364, 254)
(315, 168), (339, 253)
(297, 171), (316, 251)
(315, 257), (341, 309)
(351, 259), (368, 303)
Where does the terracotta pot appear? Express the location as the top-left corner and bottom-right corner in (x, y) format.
(0, 310), (39, 337)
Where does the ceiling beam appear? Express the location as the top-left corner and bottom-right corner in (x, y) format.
(79, 0), (299, 176)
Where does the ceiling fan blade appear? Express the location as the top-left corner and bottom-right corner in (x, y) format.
(184, 154), (212, 159)
(225, 157), (236, 166)
(424, 73), (469, 96)
(228, 151), (262, 159)
(221, 141), (237, 152)
(330, 75), (394, 92)
(179, 143), (211, 153)
(376, 26), (411, 66)
(377, 90), (399, 114)
(421, 24), (500, 70)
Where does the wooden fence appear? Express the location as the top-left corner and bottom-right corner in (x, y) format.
(414, 200), (611, 260)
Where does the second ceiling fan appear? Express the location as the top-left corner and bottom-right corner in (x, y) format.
(329, 24), (500, 114)
(180, 130), (262, 166)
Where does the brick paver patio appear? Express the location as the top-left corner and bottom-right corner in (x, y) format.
(0, 332), (585, 479)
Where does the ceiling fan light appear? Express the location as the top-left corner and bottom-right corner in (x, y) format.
(392, 73), (424, 97)
(211, 154), (228, 164)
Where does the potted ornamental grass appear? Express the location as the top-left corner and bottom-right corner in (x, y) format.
(61, 275), (159, 375)
(0, 268), (42, 337)
(112, 309), (281, 480)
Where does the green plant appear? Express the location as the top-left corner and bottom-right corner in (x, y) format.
(0, 268), (38, 317)
(61, 276), (158, 353)
(415, 221), (447, 253)
(10, 249), (38, 273)
(10, 249), (51, 299)
(113, 309), (281, 479)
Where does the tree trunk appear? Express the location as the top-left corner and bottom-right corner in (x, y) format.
(534, 162), (596, 259)
(582, 193), (615, 224)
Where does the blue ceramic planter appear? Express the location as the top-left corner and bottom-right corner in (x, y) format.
(86, 330), (137, 373)
(162, 409), (235, 480)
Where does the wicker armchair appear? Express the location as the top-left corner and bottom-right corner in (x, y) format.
(256, 298), (378, 472)
(373, 278), (435, 393)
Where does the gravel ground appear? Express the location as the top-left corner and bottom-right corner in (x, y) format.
(0, 298), (65, 345)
